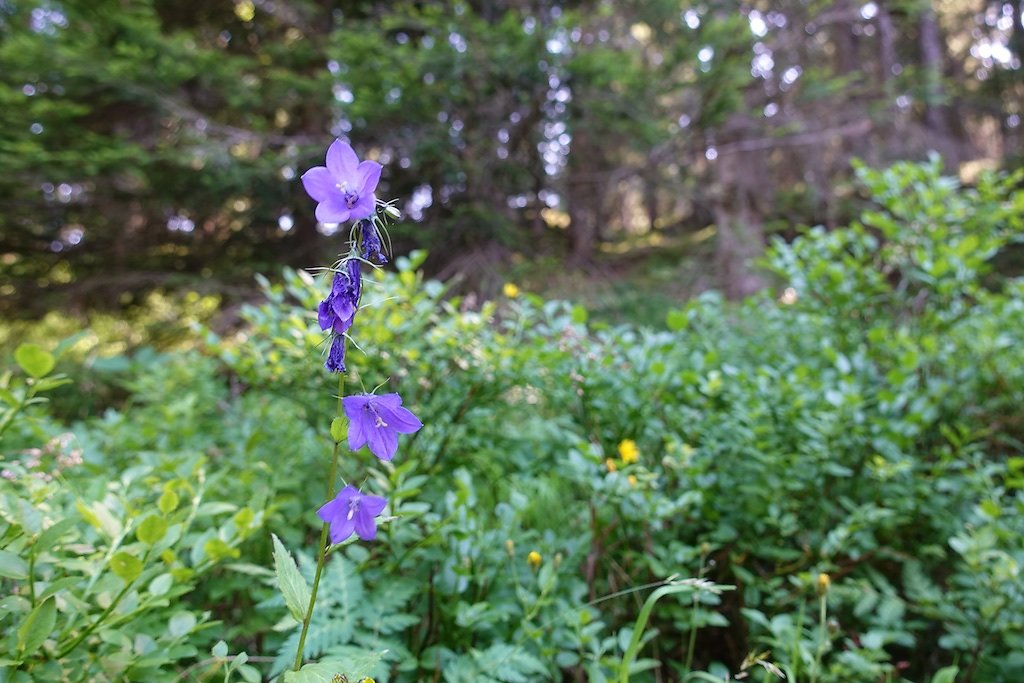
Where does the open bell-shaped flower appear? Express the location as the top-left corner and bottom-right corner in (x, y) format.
(301, 140), (382, 223)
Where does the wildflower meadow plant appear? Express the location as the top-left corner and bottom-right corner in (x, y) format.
(273, 139), (422, 676)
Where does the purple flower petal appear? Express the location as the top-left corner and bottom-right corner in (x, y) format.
(379, 404), (423, 433)
(348, 193), (376, 221)
(301, 167), (336, 202)
(315, 198), (351, 224)
(357, 160), (382, 195)
(354, 508), (378, 540)
(316, 497), (344, 523)
(318, 299), (334, 331)
(361, 494), (387, 517)
(328, 515), (356, 544)
(326, 140), (359, 182)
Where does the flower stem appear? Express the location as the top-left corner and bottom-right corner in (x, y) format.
(292, 372), (345, 671)
(810, 593), (827, 683)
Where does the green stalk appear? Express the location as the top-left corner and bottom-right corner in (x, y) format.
(618, 579), (716, 683)
(683, 551), (708, 674)
(810, 593), (827, 683)
(292, 372), (346, 671)
(56, 550), (150, 659)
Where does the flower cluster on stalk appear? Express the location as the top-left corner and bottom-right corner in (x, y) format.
(301, 139), (422, 544)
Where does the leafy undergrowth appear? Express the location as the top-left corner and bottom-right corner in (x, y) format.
(2, 159), (1023, 682)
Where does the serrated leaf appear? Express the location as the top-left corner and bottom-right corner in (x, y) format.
(272, 534), (310, 622)
(15, 344), (54, 379)
(137, 515), (168, 545)
(109, 552), (143, 582)
(17, 597), (56, 658)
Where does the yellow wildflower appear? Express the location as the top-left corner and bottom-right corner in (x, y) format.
(503, 282), (520, 298)
(618, 439), (639, 464)
(605, 458), (617, 473)
(627, 475), (637, 487)
(816, 572), (831, 596)
(527, 550), (542, 569)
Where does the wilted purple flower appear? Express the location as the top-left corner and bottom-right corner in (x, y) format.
(361, 220), (387, 264)
(301, 140), (382, 223)
(318, 260), (362, 336)
(316, 485), (388, 543)
(343, 393), (422, 461)
(325, 336), (346, 373)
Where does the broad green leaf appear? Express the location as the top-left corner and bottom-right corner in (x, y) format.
(17, 597), (56, 658)
(148, 573), (173, 596)
(168, 611), (197, 638)
(283, 652), (387, 683)
(666, 309), (688, 331)
(136, 515), (168, 545)
(109, 552), (143, 582)
(14, 344), (54, 379)
(158, 487), (180, 514)
(272, 534), (310, 622)
(931, 667), (959, 683)
(211, 640), (229, 658)
(571, 304), (588, 325)
(330, 417), (346, 443)
(0, 549), (29, 580)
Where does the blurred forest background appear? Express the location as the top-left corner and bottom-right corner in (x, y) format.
(1, 0), (1022, 317)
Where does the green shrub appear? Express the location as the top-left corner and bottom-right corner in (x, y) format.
(1, 158), (1022, 681)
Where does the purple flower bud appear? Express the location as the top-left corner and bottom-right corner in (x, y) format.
(324, 335), (346, 373)
(361, 220), (387, 264)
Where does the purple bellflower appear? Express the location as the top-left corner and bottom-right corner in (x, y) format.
(301, 140), (382, 223)
(319, 260), (362, 336)
(317, 485), (388, 543)
(343, 393), (423, 461)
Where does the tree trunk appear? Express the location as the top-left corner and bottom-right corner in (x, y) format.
(918, 7), (946, 133)
(711, 143), (767, 300)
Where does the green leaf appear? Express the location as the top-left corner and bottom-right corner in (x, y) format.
(330, 417), (346, 443)
(148, 573), (173, 596)
(168, 611), (197, 638)
(272, 534), (310, 622)
(211, 640), (229, 658)
(158, 487), (180, 514)
(284, 652), (387, 683)
(109, 552), (143, 582)
(666, 309), (688, 332)
(33, 518), (78, 555)
(931, 666), (959, 683)
(14, 344), (55, 379)
(571, 304), (588, 325)
(17, 597), (56, 658)
(0, 549), (29, 580)
(136, 515), (168, 545)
